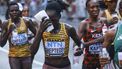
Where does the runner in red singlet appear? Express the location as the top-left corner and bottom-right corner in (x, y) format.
(78, 0), (104, 69)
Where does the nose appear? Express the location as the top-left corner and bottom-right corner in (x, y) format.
(93, 7), (98, 11)
(13, 10), (17, 14)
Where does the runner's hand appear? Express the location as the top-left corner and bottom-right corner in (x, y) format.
(109, 17), (118, 25)
(8, 24), (16, 33)
(74, 47), (83, 56)
(119, 60), (122, 67)
(99, 57), (109, 67)
(39, 17), (51, 32)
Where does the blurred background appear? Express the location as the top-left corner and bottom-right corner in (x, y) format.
(0, 0), (88, 24)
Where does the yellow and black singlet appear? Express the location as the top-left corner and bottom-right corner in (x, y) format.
(8, 18), (31, 57)
(43, 23), (70, 57)
(105, 10), (121, 21)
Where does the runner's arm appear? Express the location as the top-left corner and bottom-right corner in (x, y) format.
(67, 25), (83, 56)
(0, 21), (9, 47)
(84, 36), (104, 46)
(77, 22), (87, 40)
(25, 19), (37, 36)
(103, 30), (115, 48)
(30, 19), (51, 57)
(69, 27), (83, 47)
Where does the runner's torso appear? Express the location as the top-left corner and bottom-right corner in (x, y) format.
(42, 23), (70, 67)
(82, 18), (103, 66)
(8, 18), (31, 57)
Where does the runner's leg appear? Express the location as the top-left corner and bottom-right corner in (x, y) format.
(21, 57), (32, 69)
(9, 57), (21, 69)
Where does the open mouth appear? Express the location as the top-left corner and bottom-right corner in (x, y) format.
(13, 14), (18, 16)
(92, 11), (98, 15)
(12, 14), (18, 17)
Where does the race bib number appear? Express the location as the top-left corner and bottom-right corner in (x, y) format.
(11, 33), (28, 45)
(89, 43), (102, 54)
(45, 41), (65, 57)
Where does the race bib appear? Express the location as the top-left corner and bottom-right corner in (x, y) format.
(45, 41), (65, 57)
(11, 32), (28, 46)
(89, 43), (102, 54)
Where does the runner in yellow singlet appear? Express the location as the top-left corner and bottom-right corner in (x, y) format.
(0, 1), (37, 69)
(31, 0), (83, 69)
(102, 0), (118, 26)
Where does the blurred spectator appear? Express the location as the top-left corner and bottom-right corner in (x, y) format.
(29, 0), (48, 17)
(75, 0), (88, 21)
(100, 0), (117, 26)
(98, 0), (107, 10)
(0, 0), (7, 16)
(21, 0), (31, 17)
(62, 0), (87, 21)
(100, 0), (118, 25)
(22, 4), (29, 17)
(65, 0), (76, 21)
(23, 0), (31, 6)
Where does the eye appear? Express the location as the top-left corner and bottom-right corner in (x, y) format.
(10, 9), (19, 12)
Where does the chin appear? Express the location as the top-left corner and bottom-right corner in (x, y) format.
(91, 15), (98, 18)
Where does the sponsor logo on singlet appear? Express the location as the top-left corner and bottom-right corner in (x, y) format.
(92, 33), (103, 39)
(11, 31), (28, 46)
(89, 43), (102, 54)
(45, 41), (65, 57)
(90, 33), (103, 54)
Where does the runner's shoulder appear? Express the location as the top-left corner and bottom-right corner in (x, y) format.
(23, 17), (31, 22)
(105, 29), (115, 39)
(2, 20), (9, 27)
(80, 18), (90, 26)
(23, 17), (37, 24)
(63, 23), (75, 31)
(63, 23), (77, 36)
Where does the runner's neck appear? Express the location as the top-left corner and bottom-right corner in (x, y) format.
(11, 17), (20, 24)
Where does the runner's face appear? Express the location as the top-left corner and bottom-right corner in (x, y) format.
(106, 1), (117, 12)
(87, 1), (99, 17)
(22, 6), (29, 17)
(9, 5), (20, 19)
(46, 10), (60, 23)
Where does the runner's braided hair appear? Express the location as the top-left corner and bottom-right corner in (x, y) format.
(8, 1), (19, 12)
